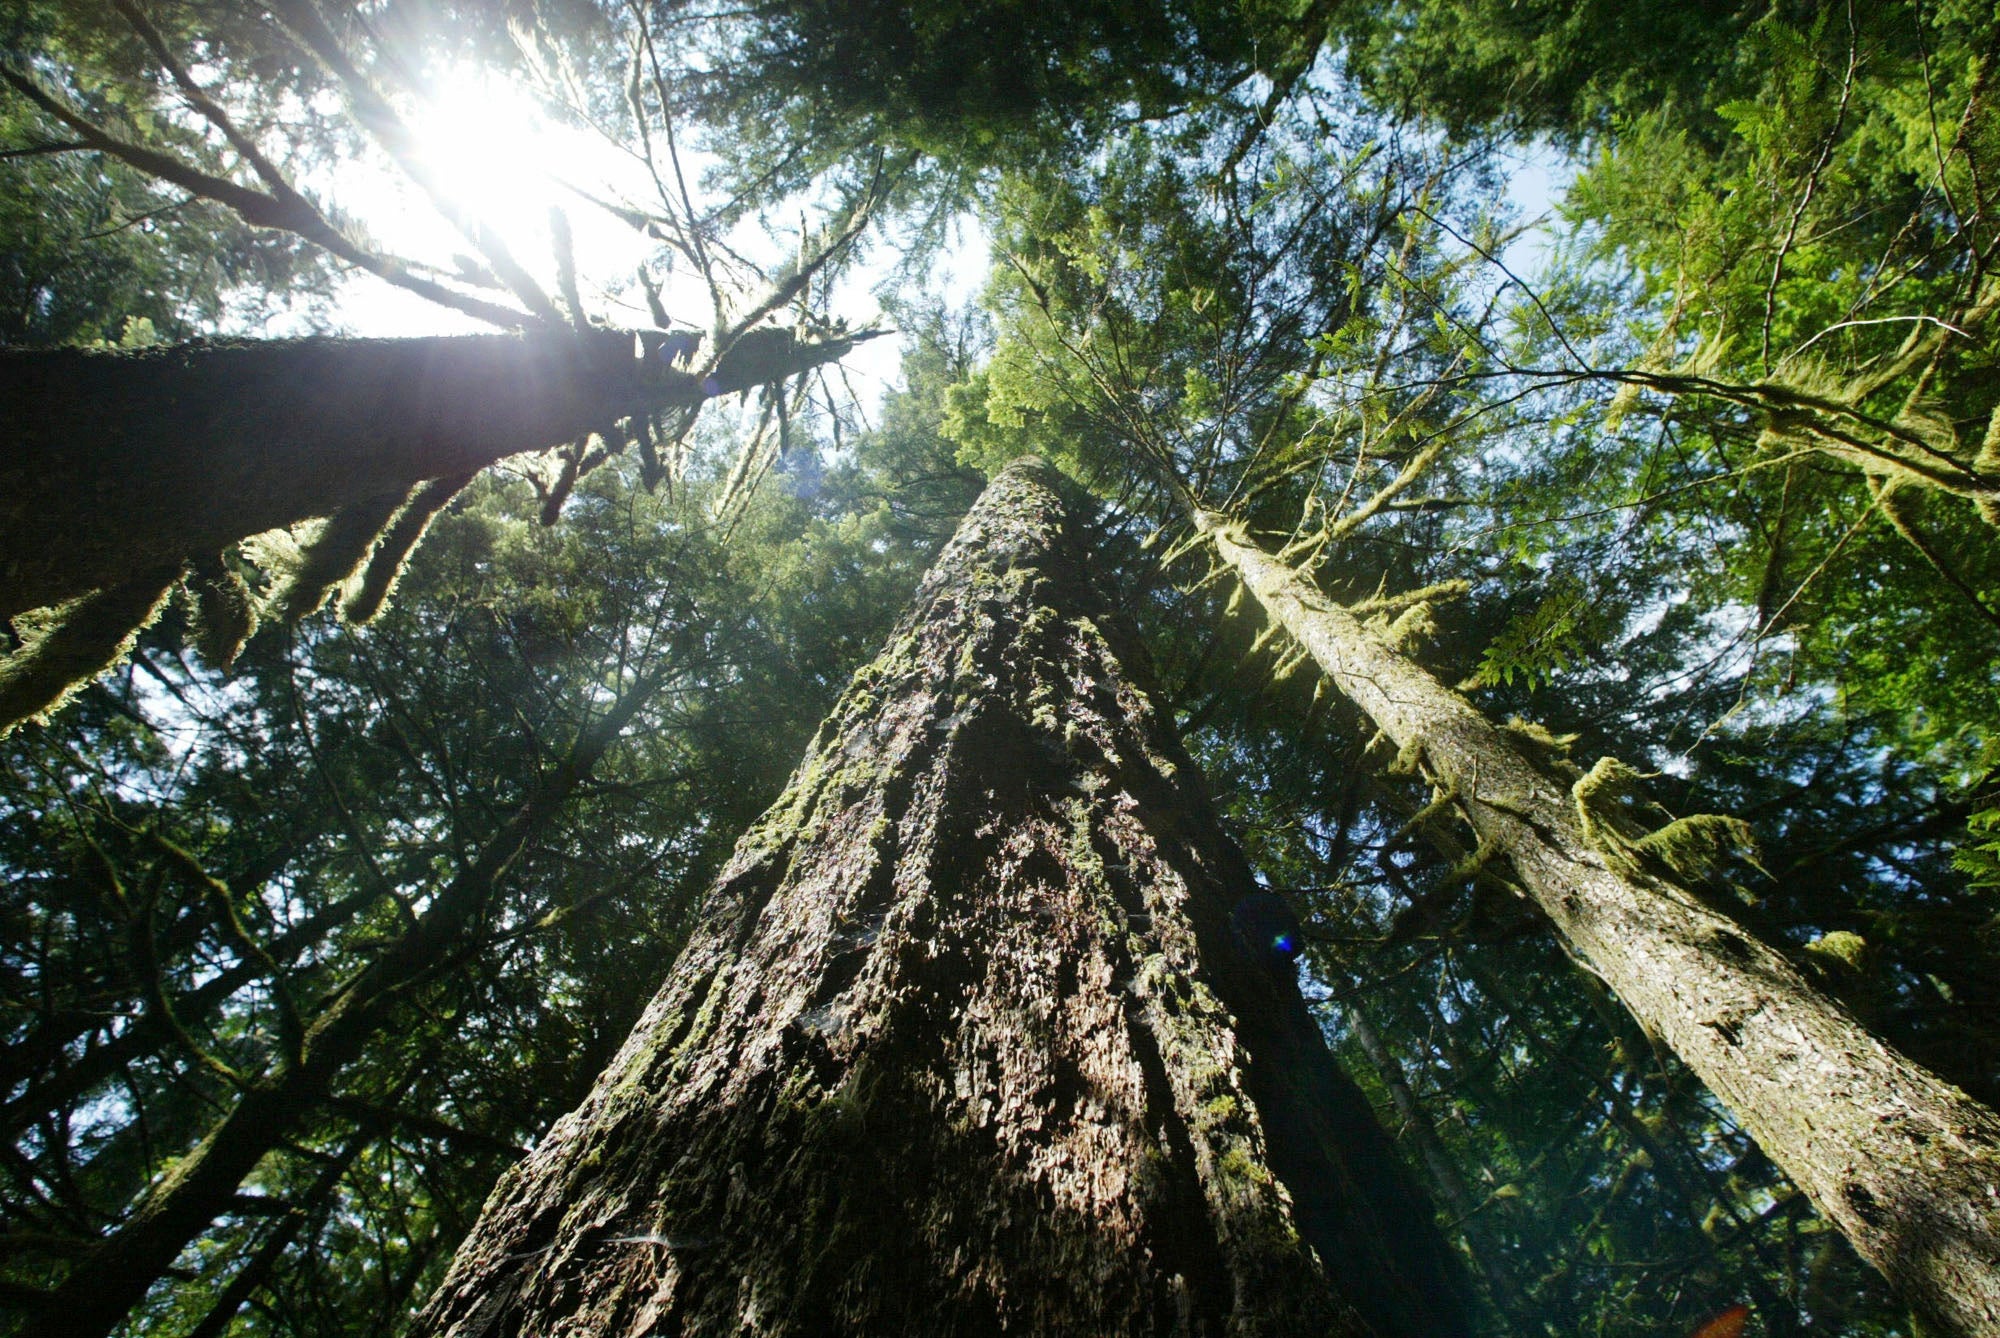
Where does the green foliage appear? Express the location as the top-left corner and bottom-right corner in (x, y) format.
(0, 24), (334, 347)
(1955, 806), (2000, 892)
(1471, 575), (1590, 689)
(8, 1), (2000, 1334)
(666, 0), (1321, 204)
(0, 414), (958, 1333)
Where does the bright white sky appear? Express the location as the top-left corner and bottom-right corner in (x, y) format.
(287, 61), (971, 414)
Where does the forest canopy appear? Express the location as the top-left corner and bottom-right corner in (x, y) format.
(3, 0), (1997, 1335)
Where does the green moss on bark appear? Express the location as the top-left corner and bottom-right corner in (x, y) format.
(411, 458), (1470, 1338)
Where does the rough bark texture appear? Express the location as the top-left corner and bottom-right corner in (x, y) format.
(1198, 510), (2000, 1337)
(0, 328), (859, 620)
(412, 458), (1469, 1338)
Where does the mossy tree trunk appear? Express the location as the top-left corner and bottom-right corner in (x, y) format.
(0, 332), (647, 620)
(411, 458), (1470, 1338)
(0, 328), (862, 622)
(1196, 510), (2000, 1338)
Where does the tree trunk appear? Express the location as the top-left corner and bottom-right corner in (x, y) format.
(411, 458), (1469, 1338)
(1342, 995), (1531, 1335)
(0, 328), (861, 621)
(180, 1134), (367, 1338)
(1196, 509), (2000, 1337)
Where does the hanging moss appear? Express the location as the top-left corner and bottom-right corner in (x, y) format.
(1267, 643), (1312, 690)
(1502, 716), (1583, 777)
(1348, 578), (1472, 616)
(1359, 582), (1464, 654)
(1387, 734), (1428, 776)
(1571, 756), (1653, 871)
(1572, 756), (1760, 883)
(260, 491), (409, 624)
(1446, 833), (1504, 883)
(180, 550), (257, 669)
(1975, 411), (2000, 527)
(0, 566), (180, 735)
(537, 442), (584, 528)
(634, 414), (665, 492)
(1632, 813), (1763, 882)
(341, 472), (474, 624)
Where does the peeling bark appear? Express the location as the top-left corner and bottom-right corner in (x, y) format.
(412, 458), (1468, 1338)
(1197, 510), (2000, 1337)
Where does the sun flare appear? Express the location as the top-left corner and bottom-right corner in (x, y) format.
(320, 61), (661, 334)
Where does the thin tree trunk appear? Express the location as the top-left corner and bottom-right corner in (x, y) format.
(1453, 950), (1803, 1332)
(1196, 509), (2000, 1337)
(411, 458), (1469, 1338)
(181, 1135), (367, 1338)
(1341, 994), (1533, 1335)
(23, 673), (658, 1338)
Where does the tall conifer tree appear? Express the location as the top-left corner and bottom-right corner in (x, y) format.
(412, 458), (1469, 1338)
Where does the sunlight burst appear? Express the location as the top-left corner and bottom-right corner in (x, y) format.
(320, 61), (657, 334)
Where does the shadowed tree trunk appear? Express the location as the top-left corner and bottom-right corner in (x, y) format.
(0, 331), (652, 621)
(411, 458), (1470, 1338)
(0, 328), (863, 621)
(1194, 508), (2000, 1338)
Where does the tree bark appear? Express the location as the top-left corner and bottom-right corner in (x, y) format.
(411, 458), (1469, 1338)
(1196, 509), (2000, 1337)
(0, 329), (861, 621)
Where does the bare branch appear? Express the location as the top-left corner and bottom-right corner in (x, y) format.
(110, 0), (293, 197)
(0, 63), (536, 328)
(262, 0), (565, 324)
(0, 138), (87, 159)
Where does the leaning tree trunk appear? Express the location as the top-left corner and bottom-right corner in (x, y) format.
(411, 458), (1470, 1338)
(0, 331), (642, 620)
(1195, 509), (2000, 1337)
(0, 328), (861, 621)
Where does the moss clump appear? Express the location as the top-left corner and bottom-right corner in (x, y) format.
(1, 566), (180, 735)
(181, 549), (257, 669)
(1572, 757), (1760, 884)
(342, 472), (473, 623)
(1501, 716), (1582, 777)
(1805, 930), (1870, 974)
(1633, 813), (1763, 882)
(257, 489), (408, 624)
